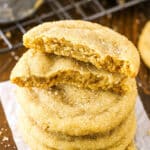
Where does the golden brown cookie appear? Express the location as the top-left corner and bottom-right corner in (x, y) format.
(10, 49), (132, 94)
(18, 110), (136, 150)
(23, 20), (140, 77)
(126, 142), (136, 150)
(138, 21), (150, 68)
(16, 80), (137, 136)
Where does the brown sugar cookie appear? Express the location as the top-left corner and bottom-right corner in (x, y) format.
(18, 110), (136, 150)
(126, 142), (136, 150)
(11, 49), (132, 94)
(19, 111), (136, 150)
(138, 21), (150, 68)
(16, 79), (137, 136)
(23, 20), (140, 77)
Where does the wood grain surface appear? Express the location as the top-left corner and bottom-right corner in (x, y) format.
(0, 1), (150, 149)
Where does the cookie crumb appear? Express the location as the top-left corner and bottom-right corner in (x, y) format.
(14, 56), (19, 61)
(2, 136), (9, 142)
(5, 31), (11, 38)
(11, 51), (16, 56)
(1, 128), (4, 131)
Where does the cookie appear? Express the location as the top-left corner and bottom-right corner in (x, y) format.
(138, 21), (150, 68)
(10, 49), (131, 94)
(126, 142), (136, 150)
(18, 110), (135, 150)
(19, 111), (136, 150)
(23, 20), (140, 77)
(16, 80), (137, 136)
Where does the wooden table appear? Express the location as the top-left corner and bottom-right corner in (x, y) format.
(0, 1), (150, 149)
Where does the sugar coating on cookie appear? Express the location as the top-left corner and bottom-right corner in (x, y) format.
(19, 111), (136, 150)
(23, 20), (140, 77)
(16, 79), (137, 136)
(18, 110), (135, 150)
(11, 49), (132, 94)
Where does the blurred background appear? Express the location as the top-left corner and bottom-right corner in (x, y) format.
(0, 0), (150, 148)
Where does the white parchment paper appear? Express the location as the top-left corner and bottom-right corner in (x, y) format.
(0, 81), (150, 150)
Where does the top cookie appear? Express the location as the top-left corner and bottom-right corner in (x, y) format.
(23, 20), (140, 77)
(138, 21), (150, 68)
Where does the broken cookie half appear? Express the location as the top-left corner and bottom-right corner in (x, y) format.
(10, 49), (132, 94)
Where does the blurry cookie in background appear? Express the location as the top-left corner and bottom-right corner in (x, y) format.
(138, 21), (150, 68)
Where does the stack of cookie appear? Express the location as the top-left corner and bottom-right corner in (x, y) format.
(10, 20), (140, 150)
